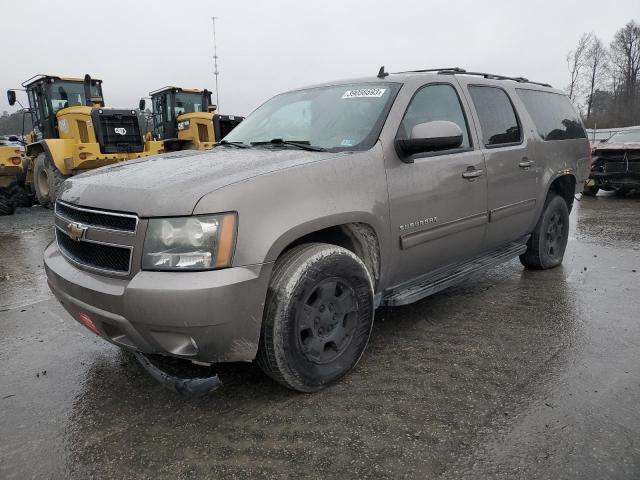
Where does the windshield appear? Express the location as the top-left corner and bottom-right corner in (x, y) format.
(224, 83), (400, 151)
(49, 81), (101, 114)
(175, 92), (205, 116)
(607, 130), (640, 143)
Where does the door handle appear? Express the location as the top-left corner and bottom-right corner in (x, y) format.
(462, 168), (484, 180)
(519, 157), (534, 169)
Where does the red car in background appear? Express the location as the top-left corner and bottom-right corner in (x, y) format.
(584, 127), (640, 196)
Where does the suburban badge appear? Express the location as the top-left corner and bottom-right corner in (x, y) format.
(399, 217), (438, 231)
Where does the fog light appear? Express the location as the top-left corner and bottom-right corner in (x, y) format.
(78, 312), (99, 335)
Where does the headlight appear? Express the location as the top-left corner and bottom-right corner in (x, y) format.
(142, 213), (237, 271)
(177, 120), (190, 131)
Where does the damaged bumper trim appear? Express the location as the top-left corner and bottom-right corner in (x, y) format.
(134, 352), (222, 396)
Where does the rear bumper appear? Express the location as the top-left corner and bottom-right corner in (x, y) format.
(44, 241), (273, 363)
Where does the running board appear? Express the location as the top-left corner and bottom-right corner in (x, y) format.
(382, 239), (529, 307)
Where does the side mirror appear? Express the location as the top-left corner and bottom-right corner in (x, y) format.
(7, 90), (16, 106)
(395, 121), (463, 161)
(139, 99), (146, 111)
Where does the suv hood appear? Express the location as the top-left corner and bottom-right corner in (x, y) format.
(59, 148), (343, 217)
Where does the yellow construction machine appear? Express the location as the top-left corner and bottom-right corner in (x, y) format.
(7, 74), (164, 208)
(0, 140), (24, 215)
(140, 86), (243, 151)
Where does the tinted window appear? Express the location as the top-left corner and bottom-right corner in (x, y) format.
(469, 86), (521, 147)
(398, 84), (470, 148)
(516, 89), (586, 141)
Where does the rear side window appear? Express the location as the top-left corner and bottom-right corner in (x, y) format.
(468, 86), (521, 147)
(399, 84), (471, 149)
(516, 89), (586, 141)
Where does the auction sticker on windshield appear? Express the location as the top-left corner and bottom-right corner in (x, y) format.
(342, 88), (387, 99)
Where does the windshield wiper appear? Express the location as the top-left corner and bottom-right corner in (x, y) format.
(251, 139), (327, 152)
(215, 140), (250, 149)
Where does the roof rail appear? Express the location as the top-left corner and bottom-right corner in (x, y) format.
(21, 74), (53, 87)
(439, 69), (552, 88)
(392, 67), (467, 74)
(389, 67), (552, 88)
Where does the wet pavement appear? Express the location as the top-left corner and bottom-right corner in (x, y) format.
(0, 194), (639, 479)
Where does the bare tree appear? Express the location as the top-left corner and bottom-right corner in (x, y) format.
(584, 36), (608, 120)
(566, 32), (593, 101)
(610, 20), (640, 123)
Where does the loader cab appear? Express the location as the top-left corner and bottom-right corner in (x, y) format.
(149, 87), (211, 142)
(21, 75), (104, 141)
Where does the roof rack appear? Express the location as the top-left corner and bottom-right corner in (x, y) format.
(388, 67), (552, 88)
(392, 67), (467, 74)
(439, 69), (552, 88)
(21, 74), (103, 88)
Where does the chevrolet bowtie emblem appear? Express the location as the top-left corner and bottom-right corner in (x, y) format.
(67, 222), (88, 241)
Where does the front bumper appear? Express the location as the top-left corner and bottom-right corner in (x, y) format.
(44, 241), (273, 363)
(589, 172), (640, 189)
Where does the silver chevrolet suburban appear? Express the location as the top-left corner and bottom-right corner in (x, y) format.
(45, 67), (589, 392)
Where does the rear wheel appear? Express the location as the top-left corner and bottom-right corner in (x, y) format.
(257, 243), (374, 392)
(520, 194), (570, 270)
(33, 153), (66, 209)
(0, 187), (16, 216)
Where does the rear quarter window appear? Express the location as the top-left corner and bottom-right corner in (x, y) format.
(516, 89), (586, 141)
(468, 86), (521, 147)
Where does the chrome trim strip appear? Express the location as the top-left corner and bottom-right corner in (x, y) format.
(55, 226), (133, 276)
(55, 200), (139, 233)
(54, 210), (136, 236)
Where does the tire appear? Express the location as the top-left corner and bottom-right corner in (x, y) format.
(9, 183), (35, 208)
(520, 194), (570, 270)
(614, 187), (630, 197)
(582, 184), (599, 197)
(0, 187), (16, 216)
(33, 153), (66, 209)
(257, 243), (374, 392)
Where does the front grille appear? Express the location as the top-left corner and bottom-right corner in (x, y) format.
(56, 202), (137, 232)
(198, 123), (210, 142)
(92, 109), (144, 154)
(56, 229), (131, 274)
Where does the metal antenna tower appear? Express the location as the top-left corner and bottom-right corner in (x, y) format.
(211, 16), (220, 111)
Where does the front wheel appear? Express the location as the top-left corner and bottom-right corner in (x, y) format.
(33, 153), (66, 209)
(520, 194), (570, 270)
(257, 243), (374, 392)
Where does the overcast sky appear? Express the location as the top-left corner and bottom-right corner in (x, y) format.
(1, 0), (638, 116)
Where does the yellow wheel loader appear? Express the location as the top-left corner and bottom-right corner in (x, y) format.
(140, 87), (243, 151)
(7, 74), (164, 208)
(0, 142), (23, 215)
